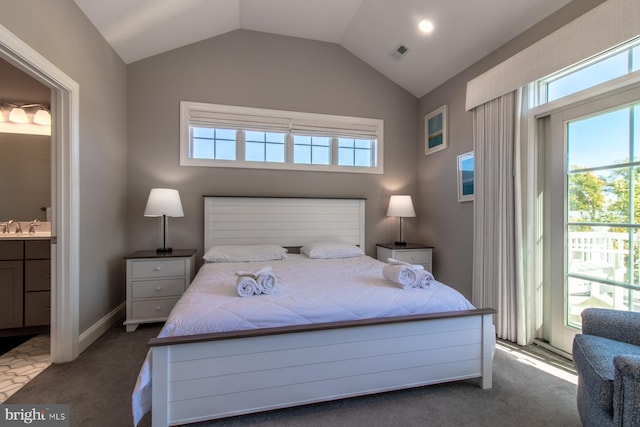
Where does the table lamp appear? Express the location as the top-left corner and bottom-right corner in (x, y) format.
(144, 188), (184, 252)
(386, 195), (416, 246)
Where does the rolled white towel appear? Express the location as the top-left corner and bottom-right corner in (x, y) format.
(382, 264), (418, 289)
(235, 267), (277, 296)
(415, 270), (435, 288)
(236, 275), (259, 297)
(255, 266), (277, 295)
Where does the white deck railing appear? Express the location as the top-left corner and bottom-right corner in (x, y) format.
(568, 230), (636, 317)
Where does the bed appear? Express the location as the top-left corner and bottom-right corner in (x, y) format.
(133, 196), (496, 427)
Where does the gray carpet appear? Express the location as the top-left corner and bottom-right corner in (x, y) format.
(6, 322), (581, 427)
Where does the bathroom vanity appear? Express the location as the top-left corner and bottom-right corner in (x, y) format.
(0, 236), (51, 332)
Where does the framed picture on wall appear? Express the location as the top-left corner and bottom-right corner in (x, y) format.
(457, 151), (474, 202)
(424, 105), (447, 155)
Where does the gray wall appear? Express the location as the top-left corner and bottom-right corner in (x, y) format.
(416, 0), (608, 298)
(0, 58), (50, 221)
(127, 29), (418, 258)
(0, 0), (128, 333)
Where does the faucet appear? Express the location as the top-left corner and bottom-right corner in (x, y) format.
(28, 219), (41, 234)
(7, 220), (22, 234)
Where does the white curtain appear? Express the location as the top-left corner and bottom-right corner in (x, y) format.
(472, 90), (524, 343)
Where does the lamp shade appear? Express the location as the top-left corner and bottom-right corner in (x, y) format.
(144, 188), (184, 217)
(387, 195), (416, 217)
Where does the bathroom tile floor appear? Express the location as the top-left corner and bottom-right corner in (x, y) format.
(0, 335), (50, 403)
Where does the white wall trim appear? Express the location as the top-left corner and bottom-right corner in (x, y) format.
(0, 24), (80, 363)
(78, 302), (125, 353)
(466, 0), (640, 110)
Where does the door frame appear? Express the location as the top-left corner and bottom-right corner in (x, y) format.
(0, 25), (79, 363)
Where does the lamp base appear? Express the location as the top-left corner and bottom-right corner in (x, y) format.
(156, 247), (173, 253)
(394, 241), (407, 246)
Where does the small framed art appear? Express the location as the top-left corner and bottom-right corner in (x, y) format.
(425, 105), (447, 155)
(457, 151), (474, 202)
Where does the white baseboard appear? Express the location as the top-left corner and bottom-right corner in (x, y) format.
(78, 302), (125, 354)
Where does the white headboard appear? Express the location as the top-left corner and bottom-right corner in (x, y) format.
(204, 197), (365, 252)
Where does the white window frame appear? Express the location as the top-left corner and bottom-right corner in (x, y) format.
(180, 101), (384, 174)
(533, 36), (640, 107)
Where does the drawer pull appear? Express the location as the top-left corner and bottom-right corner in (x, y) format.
(156, 286), (163, 291)
(154, 267), (161, 271)
(156, 306), (162, 311)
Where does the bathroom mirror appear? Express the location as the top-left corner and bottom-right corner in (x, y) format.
(0, 58), (51, 222)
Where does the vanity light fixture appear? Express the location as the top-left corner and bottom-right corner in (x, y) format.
(387, 195), (416, 246)
(144, 188), (184, 252)
(0, 103), (51, 135)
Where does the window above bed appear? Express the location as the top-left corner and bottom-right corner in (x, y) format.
(180, 101), (383, 174)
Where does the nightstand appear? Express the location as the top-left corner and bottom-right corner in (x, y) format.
(376, 243), (433, 273)
(124, 249), (197, 332)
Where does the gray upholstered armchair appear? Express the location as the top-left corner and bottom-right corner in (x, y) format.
(572, 308), (640, 426)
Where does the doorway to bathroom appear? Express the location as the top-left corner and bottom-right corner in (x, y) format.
(0, 56), (53, 403)
(0, 24), (80, 366)
(0, 57), (52, 328)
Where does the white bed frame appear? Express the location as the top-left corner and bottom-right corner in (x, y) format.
(149, 196), (495, 427)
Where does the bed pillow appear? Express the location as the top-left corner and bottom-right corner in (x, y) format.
(203, 245), (287, 263)
(301, 242), (364, 259)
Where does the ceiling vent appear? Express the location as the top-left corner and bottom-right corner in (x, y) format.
(390, 43), (409, 60)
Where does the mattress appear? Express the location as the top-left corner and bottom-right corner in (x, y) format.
(132, 254), (476, 424)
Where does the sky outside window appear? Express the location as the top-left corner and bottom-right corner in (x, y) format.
(338, 138), (373, 167)
(568, 108), (630, 170)
(544, 38), (640, 103)
(245, 131), (285, 162)
(293, 135), (331, 165)
(192, 127), (235, 160)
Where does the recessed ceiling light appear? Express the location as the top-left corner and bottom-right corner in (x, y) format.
(418, 19), (434, 34)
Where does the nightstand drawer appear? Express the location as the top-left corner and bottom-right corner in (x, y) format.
(131, 259), (185, 279)
(393, 250), (431, 265)
(131, 298), (180, 319)
(131, 278), (185, 299)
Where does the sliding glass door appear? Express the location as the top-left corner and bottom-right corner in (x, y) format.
(545, 86), (640, 353)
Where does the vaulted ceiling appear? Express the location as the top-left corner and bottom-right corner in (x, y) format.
(74, 0), (573, 98)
